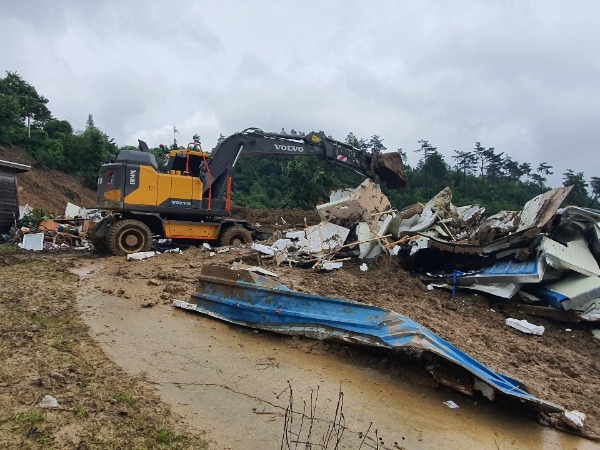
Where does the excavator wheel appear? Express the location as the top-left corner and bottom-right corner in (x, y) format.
(219, 225), (252, 247)
(106, 219), (153, 256)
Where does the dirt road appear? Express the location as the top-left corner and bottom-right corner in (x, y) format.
(76, 251), (598, 449)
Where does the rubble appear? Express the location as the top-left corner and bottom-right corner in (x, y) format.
(3, 201), (103, 251)
(246, 180), (600, 329)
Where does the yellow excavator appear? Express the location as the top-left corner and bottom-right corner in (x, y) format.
(90, 128), (407, 255)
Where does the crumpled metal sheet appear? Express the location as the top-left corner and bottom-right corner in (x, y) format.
(175, 267), (563, 413)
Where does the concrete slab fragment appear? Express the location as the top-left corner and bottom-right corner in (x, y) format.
(305, 222), (350, 254)
(542, 236), (600, 277)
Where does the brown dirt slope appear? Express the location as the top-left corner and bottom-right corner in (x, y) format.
(0, 145), (97, 215)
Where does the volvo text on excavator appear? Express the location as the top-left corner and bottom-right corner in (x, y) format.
(90, 128), (407, 255)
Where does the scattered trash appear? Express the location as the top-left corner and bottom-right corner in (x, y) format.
(360, 263), (368, 272)
(505, 318), (545, 336)
(37, 394), (59, 409)
(127, 251), (156, 261)
(443, 400), (459, 409)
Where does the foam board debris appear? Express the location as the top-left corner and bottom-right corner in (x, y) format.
(127, 251), (156, 261)
(505, 318), (545, 335)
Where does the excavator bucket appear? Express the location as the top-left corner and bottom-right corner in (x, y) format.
(371, 152), (408, 189)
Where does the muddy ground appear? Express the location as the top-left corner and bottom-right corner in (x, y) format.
(0, 249), (209, 449)
(1, 238), (599, 447)
(84, 243), (600, 441)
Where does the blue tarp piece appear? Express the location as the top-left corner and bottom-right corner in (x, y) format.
(176, 268), (563, 412)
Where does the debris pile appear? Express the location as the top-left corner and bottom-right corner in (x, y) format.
(252, 181), (600, 323)
(3, 202), (102, 250)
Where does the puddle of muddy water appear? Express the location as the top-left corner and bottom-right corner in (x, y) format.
(77, 284), (594, 450)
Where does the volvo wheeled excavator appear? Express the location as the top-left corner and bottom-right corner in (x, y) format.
(89, 128), (407, 255)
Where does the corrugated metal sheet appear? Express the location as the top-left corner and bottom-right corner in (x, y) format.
(175, 267), (563, 413)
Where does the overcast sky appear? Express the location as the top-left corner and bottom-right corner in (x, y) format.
(2, 1), (599, 187)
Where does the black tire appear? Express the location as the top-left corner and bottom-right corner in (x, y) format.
(219, 225), (252, 247)
(106, 219), (153, 256)
(90, 236), (109, 254)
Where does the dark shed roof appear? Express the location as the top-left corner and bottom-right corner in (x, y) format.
(0, 159), (31, 173)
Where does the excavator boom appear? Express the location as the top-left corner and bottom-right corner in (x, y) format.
(201, 128), (407, 202)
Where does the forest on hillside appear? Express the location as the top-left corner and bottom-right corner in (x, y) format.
(1, 71), (599, 214)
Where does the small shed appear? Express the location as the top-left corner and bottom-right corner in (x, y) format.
(0, 159), (31, 234)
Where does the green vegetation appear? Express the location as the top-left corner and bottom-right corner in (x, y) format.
(2, 70), (599, 214)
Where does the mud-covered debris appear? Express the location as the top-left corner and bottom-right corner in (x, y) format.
(37, 394), (59, 409)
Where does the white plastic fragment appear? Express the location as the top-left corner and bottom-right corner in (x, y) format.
(37, 394), (59, 409)
(127, 251), (156, 261)
(443, 400), (459, 409)
(202, 243), (212, 250)
(565, 328), (572, 332)
(209, 252), (216, 257)
(505, 318), (545, 336)
(251, 243), (275, 255)
(360, 263), (368, 272)
(563, 410), (586, 431)
(163, 248), (182, 254)
(321, 261), (343, 271)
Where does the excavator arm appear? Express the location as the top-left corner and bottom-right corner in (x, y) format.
(201, 128), (407, 203)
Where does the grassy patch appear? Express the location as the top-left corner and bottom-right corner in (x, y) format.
(0, 254), (210, 449)
(0, 245), (17, 254)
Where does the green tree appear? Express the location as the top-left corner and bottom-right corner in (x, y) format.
(0, 71), (52, 126)
(44, 119), (73, 139)
(0, 95), (26, 145)
(415, 140), (437, 197)
(452, 150), (477, 195)
(563, 169), (588, 206)
(590, 176), (600, 206)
